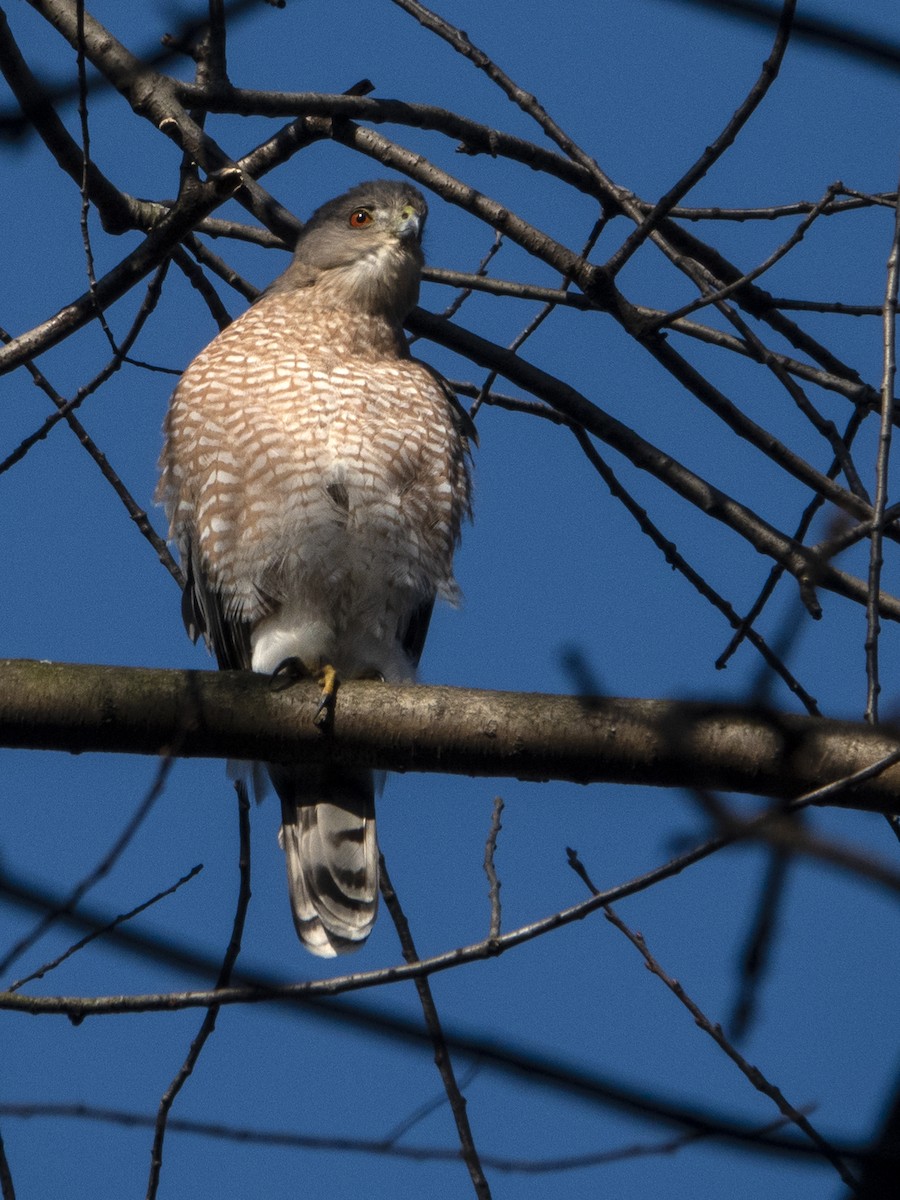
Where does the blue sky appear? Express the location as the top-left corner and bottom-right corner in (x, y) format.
(1, 1), (899, 1196)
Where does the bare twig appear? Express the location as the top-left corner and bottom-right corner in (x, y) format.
(184, 234), (261, 302)
(0, 8), (138, 232)
(0, 1099), (839, 1173)
(717, 411), (868, 670)
(605, 0), (797, 274)
(0, 1128), (14, 1200)
(768, 298), (883, 315)
(145, 779), (251, 1200)
(600, 899), (859, 1190)
(379, 1062), (482, 1146)
(0, 756), (176, 980)
(864, 182), (900, 723)
(0, 306), (183, 587)
(652, 182), (843, 330)
(568, 846), (857, 1188)
(388, 0), (641, 230)
(171, 245), (234, 330)
(0, 168), (242, 377)
(435, 231), (504, 325)
(566, 424), (819, 712)
(379, 853), (492, 1199)
(470, 215), (607, 419)
(483, 797), (504, 939)
(728, 848), (790, 1038)
(75, 0), (118, 357)
(7, 865), (203, 993)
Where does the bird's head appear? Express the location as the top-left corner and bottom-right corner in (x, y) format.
(277, 180), (428, 320)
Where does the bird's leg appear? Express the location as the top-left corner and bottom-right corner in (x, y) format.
(313, 663), (339, 727)
(269, 657), (338, 726)
(269, 656), (309, 691)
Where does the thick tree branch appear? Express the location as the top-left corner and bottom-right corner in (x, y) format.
(2, 659), (900, 813)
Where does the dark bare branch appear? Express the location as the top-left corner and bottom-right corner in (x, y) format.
(3, 659), (900, 812)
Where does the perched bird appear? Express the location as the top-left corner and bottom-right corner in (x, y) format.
(158, 180), (473, 956)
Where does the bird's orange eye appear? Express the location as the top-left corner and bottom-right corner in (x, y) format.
(349, 209), (373, 228)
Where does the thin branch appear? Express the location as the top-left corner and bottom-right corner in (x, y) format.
(728, 845), (790, 1039)
(864, 182), (900, 723)
(566, 424), (819, 712)
(0, 7), (138, 233)
(769, 298), (884, 316)
(632, 326), (873, 534)
(653, 218), (879, 397)
(75, 0), (118, 357)
(0, 1128), (14, 1200)
(0, 1100), (841, 1174)
(483, 798), (504, 939)
(0, 756), (175, 980)
(470, 215), (607, 419)
(379, 1063), (483, 1145)
(0, 0), (274, 135)
(422, 270), (883, 414)
(388, 0), (642, 228)
(705, 286), (868, 500)
(0, 301), (183, 588)
(0, 168), (243, 377)
(145, 779), (251, 1200)
(171, 245), (234, 330)
(379, 855), (492, 1199)
(717, 410), (867, 670)
(605, 0), (796, 274)
(184, 234), (260, 303)
(646, 193), (897, 222)
(662, 314), (881, 411)
(811, 499), (900, 564)
(651, 181), (842, 330)
(599, 899), (859, 1190)
(7, 865), (203, 994)
(662, 0), (900, 74)
(433, 231), (504, 326)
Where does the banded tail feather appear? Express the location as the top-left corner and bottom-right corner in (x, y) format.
(271, 764), (378, 957)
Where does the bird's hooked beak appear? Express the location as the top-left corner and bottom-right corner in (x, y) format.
(395, 205), (423, 245)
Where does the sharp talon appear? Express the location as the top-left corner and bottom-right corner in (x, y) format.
(313, 663), (338, 727)
(270, 656), (307, 692)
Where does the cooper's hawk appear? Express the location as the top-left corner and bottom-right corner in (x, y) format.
(158, 180), (472, 956)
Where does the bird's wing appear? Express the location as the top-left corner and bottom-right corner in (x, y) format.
(399, 595), (435, 669)
(181, 546), (253, 673)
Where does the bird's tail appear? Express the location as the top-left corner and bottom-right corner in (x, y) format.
(270, 764), (378, 957)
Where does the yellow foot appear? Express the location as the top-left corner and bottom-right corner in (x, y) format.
(314, 663), (339, 727)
